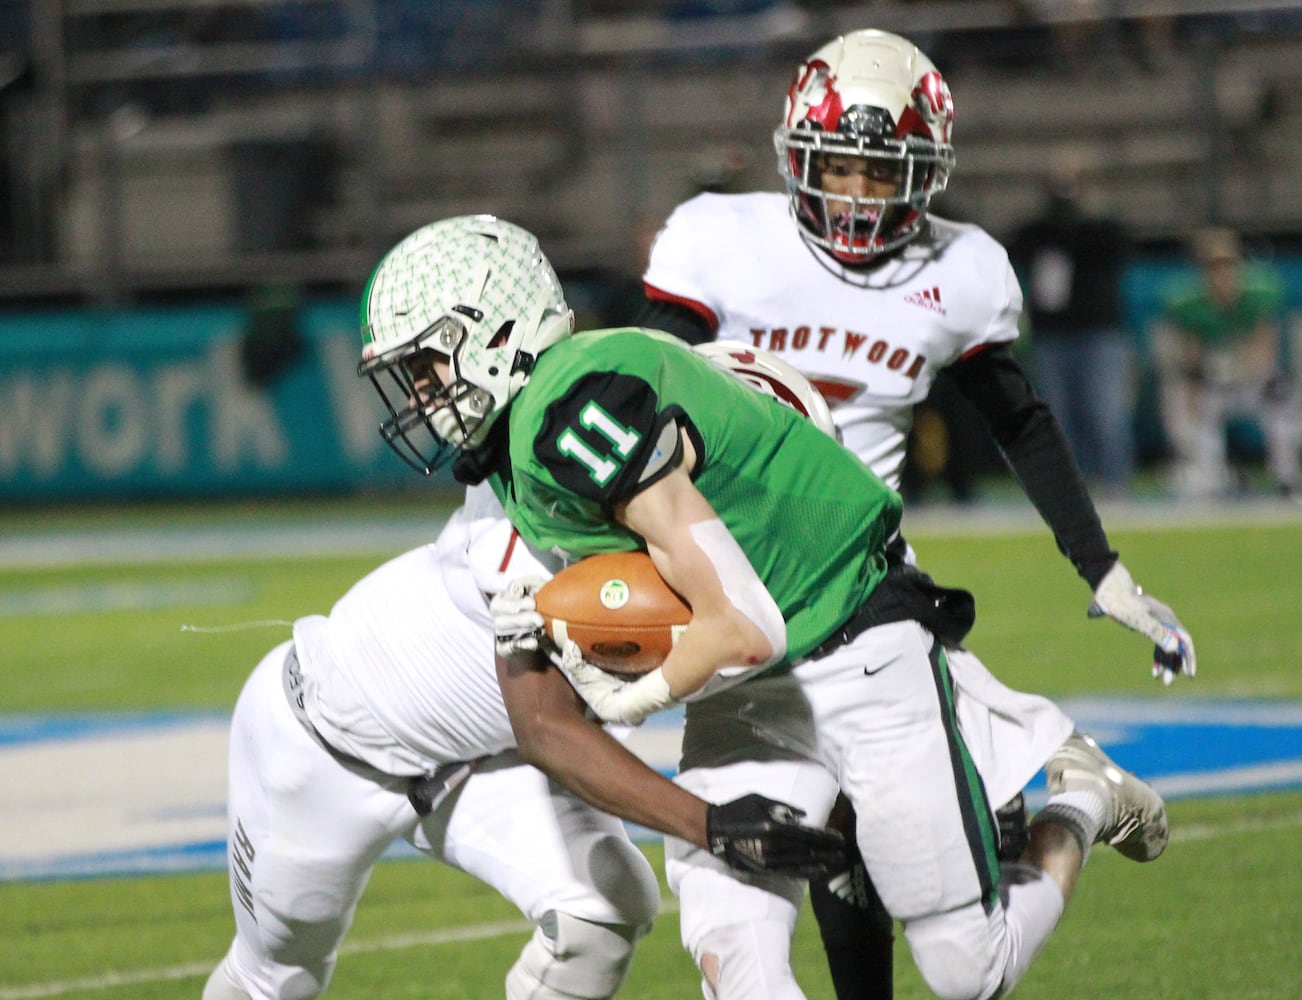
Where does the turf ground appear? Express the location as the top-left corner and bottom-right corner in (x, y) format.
(1, 496), (1300, 998)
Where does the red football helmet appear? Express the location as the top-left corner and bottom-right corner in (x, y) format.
(775, 30), (955, 265)
(695, 340), (839, 441)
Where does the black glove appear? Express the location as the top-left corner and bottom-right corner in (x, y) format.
(706, 793), (847, 878)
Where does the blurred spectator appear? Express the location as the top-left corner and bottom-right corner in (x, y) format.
(0, 46), (32, 264)
(897, 369), (995, 506)
(239, 283), (306, 389)
(592, 146), (756, 329)
(1027, 0), (1124, 75)
(0, 7), (52, 266)
(1008, 156), (1136, 496)
(229, 130), (339, 253)
(1153, 227), (1299, 499)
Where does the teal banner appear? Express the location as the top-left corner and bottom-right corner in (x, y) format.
(0, 301), (445, 501)
(2, 258), (1298, 502)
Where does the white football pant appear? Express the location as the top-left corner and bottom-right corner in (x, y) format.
(210, 644), (660, 999)
(667, 621), (1075, 1000)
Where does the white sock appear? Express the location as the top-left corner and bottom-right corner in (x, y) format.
(1047, 789), (1108, 842)
(997, 865), (1067, 995)
(1030, 787), (1108, 867)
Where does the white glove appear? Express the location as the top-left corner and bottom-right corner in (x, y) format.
(490, 575), (549, 658)
(553, 639), (676, 726)
(1089, 562), (1196, 686)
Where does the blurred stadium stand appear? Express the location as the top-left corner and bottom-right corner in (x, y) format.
(1, 0), (1301, 304)
(2, 1), (1301, 504)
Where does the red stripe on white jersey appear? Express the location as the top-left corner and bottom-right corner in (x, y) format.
(498, 527), (521, 573)
(643, 282), (720, 331)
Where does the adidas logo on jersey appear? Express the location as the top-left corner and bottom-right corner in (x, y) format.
(904, 286), (947, 315)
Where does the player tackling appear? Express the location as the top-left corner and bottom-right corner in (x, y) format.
(357, 212), (1187, 1000)
(203, 445), (843, 995)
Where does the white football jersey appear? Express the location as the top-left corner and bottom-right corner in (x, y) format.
(644, 192), (1024, 488)
(292, 484), (560, 775)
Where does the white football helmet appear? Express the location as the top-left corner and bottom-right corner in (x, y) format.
(358, 215), (574, 473)
(775, 29), (955, 265)
(696, 340), (840, 441)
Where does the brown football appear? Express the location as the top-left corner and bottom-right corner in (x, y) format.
(534, 552), (691, 677)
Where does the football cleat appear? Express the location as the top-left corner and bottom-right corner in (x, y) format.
(1046, 732), (1169, 862)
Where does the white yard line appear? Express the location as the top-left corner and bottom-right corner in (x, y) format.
(0, 907), (676, 999)
(1169, 810), (1302, 843)
(3, 497), (1297, 570)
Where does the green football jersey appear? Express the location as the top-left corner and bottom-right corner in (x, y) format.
(491, 327), (902, 661)
(1161, 266), (1286, 348)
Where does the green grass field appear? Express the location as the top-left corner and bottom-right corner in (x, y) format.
(2, 501), (1300, 998)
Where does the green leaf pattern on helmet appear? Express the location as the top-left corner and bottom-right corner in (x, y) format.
(357, 215), (574, 470)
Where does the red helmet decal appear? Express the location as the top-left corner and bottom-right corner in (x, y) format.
(731, 363), (809, 414)
(788, 59), (843, 131)
(908, 70), (953, 142)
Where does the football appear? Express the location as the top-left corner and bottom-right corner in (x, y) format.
(534, 551), (691, 677)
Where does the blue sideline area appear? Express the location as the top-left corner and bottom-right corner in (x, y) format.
(2, 698), (1300, 883)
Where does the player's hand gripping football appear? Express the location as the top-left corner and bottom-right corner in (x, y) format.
(1089, 562), (1196, 686)
(706, 793), (847, 878)
(490, 576), (549, 657)
(553, 640), (674, 727)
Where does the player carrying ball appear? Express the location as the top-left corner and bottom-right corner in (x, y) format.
(358, 211), (1188, 1000)
(639, 29), (1196, 999)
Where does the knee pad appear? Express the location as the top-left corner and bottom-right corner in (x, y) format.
(588, 829), (661, 929)
(208, 942), (332, 1000)
(694, 920), (802, 1000)
(255, 901), (342, 993)
(203, 958), (255, 1000)
(505, 911), (648, 1000)
(903, 903), (1005, 1000)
